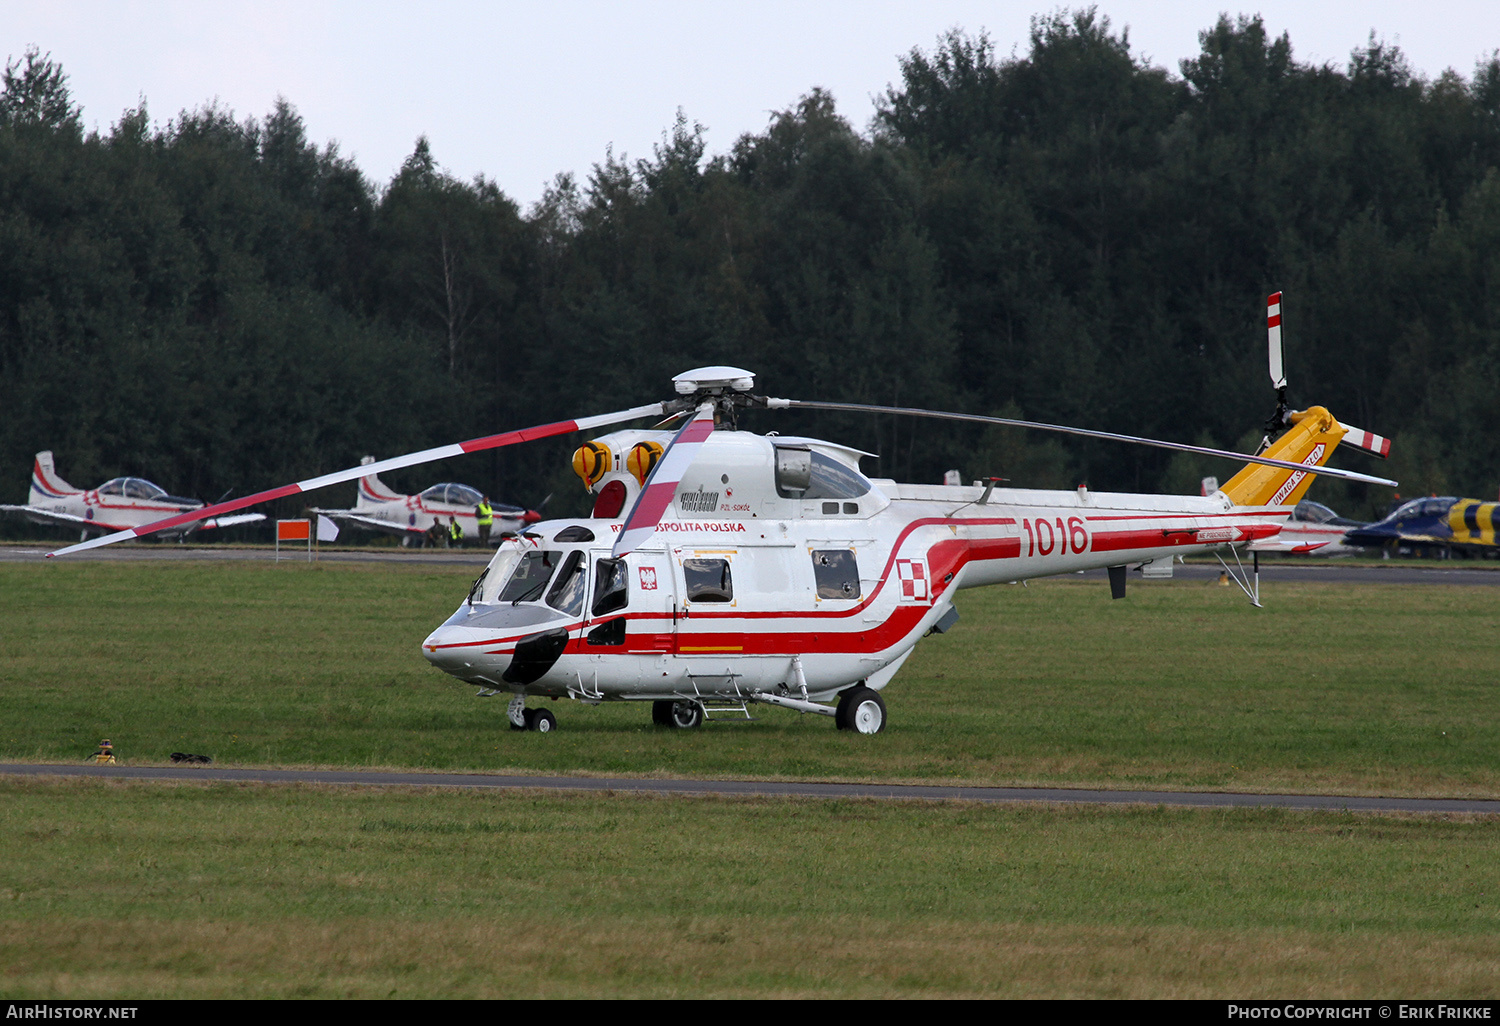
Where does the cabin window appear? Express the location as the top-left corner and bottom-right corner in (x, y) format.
(498, 550), (562, 603)
(683, 558), (733, 602)
(811, 549), (861, 600)
(593, 557), (629, 616)
(546, 551), (587, 616)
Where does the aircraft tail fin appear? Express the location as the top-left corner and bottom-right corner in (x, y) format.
(30, 451), (81, 503)
(355, 455), (403, 508)
(1220, 407), (1348, 507)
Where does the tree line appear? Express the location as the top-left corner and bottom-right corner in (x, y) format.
(3, 9), (1498, 533)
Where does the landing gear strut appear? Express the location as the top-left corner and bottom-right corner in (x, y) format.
(508, 693), (556, 732)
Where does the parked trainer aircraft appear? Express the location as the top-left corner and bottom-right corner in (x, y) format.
(0, 451), (264, 539)
(309, 457), (541, 545)
(1247, 499), (1368, 556)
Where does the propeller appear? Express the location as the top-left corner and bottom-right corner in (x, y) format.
(47, 402), (669, 557)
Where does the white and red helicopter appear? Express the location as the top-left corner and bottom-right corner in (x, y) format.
(48, 296), (1397, 735)
(308, 457), (541, 545)
(2, 451), (265, 540)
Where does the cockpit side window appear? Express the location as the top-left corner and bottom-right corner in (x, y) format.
(499, 550), (562, 603)
(477, 547), (523, 603)
(98, 479), (125, 496)
(546, 551), (587, 617)
(592, 557), (629, 616)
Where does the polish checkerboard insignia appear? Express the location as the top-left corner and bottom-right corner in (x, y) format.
(895, 558), (927, 601)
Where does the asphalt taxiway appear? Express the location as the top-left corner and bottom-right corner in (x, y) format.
(4, 762), (1496, 814)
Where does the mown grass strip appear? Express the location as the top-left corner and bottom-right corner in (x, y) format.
(2, 777), (1499, 998)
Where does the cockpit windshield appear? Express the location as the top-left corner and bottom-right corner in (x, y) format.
(499, 550), (564, 603)
(1391, 498), (1450, 521)
(97, 477), (167, 499)
(127, 479), (166, 499)
(421, 483), (484, 506)
(1293, 500), (1339, 524)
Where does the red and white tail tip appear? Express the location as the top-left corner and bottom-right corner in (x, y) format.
(1338, 424), (1392, 459)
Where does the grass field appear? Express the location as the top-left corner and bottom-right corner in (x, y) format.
(3, 777), (1499, 998)
(2, 558), (1499, 997)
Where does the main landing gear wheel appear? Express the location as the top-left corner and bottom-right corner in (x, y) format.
(522, 708), (556, 733)
(835, 686), (886, 734)
(652, 699), (703, 729)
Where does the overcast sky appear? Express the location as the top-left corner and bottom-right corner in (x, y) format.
(5, 2), (1499, 209)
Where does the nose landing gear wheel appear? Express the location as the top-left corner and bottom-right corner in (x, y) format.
(522, 708), (556, 732)
(652, 699), (703, 729)
(835, 686), (886, 734)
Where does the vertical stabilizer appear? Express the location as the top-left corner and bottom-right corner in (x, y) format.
(1221, 407), (1347, 507)
(30, 451), (81, 503)
(355, 455), (405, 508)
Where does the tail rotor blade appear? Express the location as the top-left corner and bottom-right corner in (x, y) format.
(1268, 291), (1286, 391)
(612, 404), (715, 558)
(47, 402), (667, 557)
(1337, 423), (1392, 459)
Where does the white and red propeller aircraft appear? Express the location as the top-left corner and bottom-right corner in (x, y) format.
(2, 451), (264, 540)
(308, 457), (541, 544)
(48, 298), (1398, 735)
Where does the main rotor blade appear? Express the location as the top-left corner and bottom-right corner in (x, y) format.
(767, 399), (1399, 489)
(612, 404), (715, 558)
(48, 402), (667, 557)
(1268, 291), (1286, 391)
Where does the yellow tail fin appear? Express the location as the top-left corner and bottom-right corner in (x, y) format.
(1221, 406), (1348, 507)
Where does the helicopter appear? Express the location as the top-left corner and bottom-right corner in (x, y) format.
(48, 296), (1399, 735)
(1, 450), (265, 540)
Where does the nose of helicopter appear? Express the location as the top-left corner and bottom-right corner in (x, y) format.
(421, 624), (503, 678)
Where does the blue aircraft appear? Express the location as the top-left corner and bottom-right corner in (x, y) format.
(1343, 496), (1500, 558)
